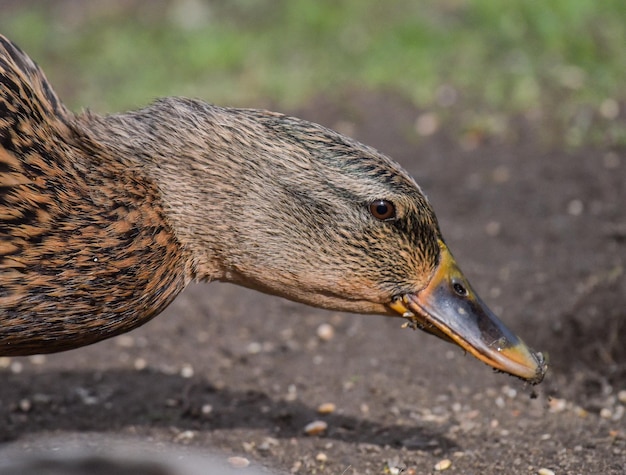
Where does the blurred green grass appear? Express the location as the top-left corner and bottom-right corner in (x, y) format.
(1, 0), (625, 146)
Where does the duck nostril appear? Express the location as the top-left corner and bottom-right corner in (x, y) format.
(453, 281), (468, 297)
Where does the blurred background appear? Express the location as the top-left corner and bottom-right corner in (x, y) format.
(1, 0), (625, 148)
(1, 2), (625, 474)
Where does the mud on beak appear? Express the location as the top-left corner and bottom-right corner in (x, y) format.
(390, 241), (547, 384)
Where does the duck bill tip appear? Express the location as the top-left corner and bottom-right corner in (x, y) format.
(392, 241), (547, 384)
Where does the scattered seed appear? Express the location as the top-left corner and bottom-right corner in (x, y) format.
(285, 384), (297, 402)
(228, 456), (250, 468)
(538, 468), (555, 475)
(548, 398), (567, 413)
(316, 323), (335, 341)
(434, 458), (452, 471)
(567, 199), (584, 216)
(246, 342), (262, 354)
(133, 358), (147, 370)
(304, 420), (328, 436)
(574, 406), (589, 418)
(115, 335), (135, 348)
(317, 402), (336, 414)
(485, 220), (501, 236)
(10, 361), (23, 374)
(492, 165), (510, 183)
(502, 385), (517, 398)
(29, 354), (46, 365)
(315, 452), (328, 463)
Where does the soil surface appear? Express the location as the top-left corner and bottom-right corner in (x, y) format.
(1, 92), (625, 474)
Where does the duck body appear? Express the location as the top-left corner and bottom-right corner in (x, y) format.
(0, 36), (546, 383)
(0, 46), (189, 353)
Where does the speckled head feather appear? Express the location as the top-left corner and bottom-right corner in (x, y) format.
(0, 36), (546, 385)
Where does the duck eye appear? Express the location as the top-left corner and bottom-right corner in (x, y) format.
(369, 199), (396, 221)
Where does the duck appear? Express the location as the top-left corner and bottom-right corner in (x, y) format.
(0, 35), (546, 383)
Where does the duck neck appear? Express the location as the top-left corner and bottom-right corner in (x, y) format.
(81, 98), (249, 284)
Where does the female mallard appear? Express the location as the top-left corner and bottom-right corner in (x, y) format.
(0, 36), (545, 383)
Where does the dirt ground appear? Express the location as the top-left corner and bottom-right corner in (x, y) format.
(0, 92), (624, 474)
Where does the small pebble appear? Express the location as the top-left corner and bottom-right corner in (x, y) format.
(258, 437), (279, 452)
(201, 404), (213, 415)
(173, 430), (196, 443)
(180, 364), (194, 378)
(18, 398), (32, 413)
(227, 456), (250, 468)
(317, 402), (336, 414)
(304, 420), (328, 436)
(315, 452), (328, 463)
(538, 468), (555, 475)
(285, 384), (298, 402)
(617, 390), (626, 404)
(600, 407), (612, 419)
(502, 385), (517, 398)
(567, 199), (584, 216)
(316, 323), (335, 341)
(434, 458), (452, 471)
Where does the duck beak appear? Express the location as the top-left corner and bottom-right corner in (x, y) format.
(389, 241), (547, 384)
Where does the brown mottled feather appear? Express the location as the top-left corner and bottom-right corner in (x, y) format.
(0, 35), (441, 356)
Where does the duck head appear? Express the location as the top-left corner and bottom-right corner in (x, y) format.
(121, 101), (546, 384)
